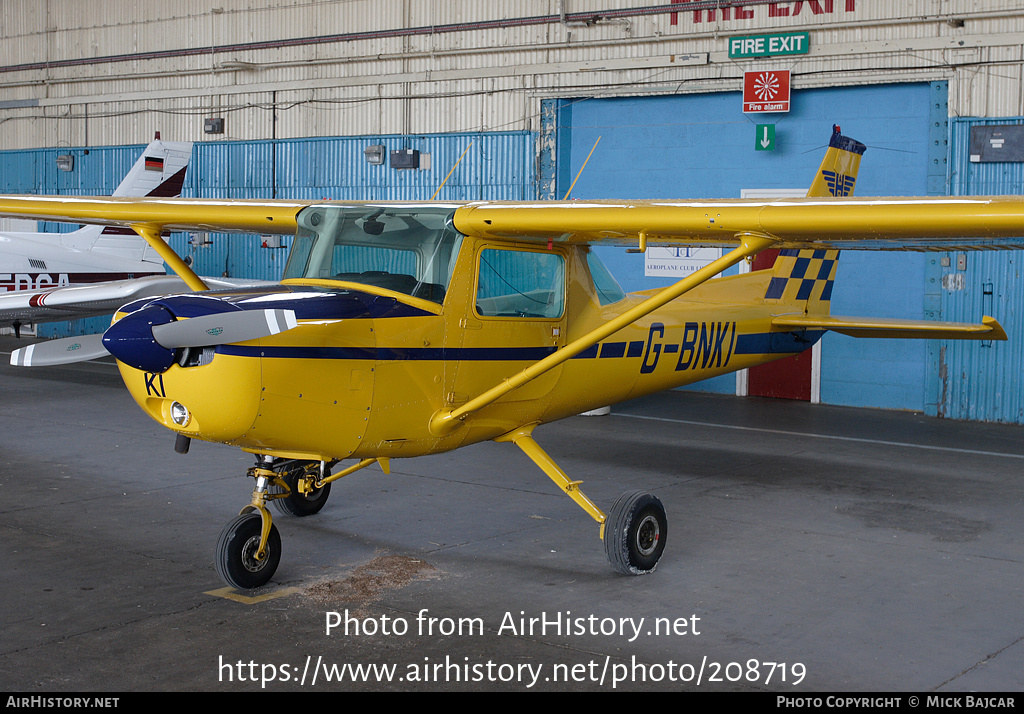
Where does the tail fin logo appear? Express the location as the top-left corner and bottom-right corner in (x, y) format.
(821, 170), (856, 197)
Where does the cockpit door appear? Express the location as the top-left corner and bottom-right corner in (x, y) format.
(443, 241), (568, 422)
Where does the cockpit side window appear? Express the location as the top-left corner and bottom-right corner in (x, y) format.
(585, 248), (626, 305)
(476, 248), (565, 319)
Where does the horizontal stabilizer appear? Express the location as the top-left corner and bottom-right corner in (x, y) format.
(772, 314), (1007, 340)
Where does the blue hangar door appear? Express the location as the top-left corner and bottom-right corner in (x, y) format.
(544, 82), (947, 412)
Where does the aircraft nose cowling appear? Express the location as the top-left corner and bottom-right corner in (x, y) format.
(104, 296), (298, 374)
(102, 303), (178, 373)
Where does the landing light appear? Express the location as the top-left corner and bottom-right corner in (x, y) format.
(170, 401), (191, 427)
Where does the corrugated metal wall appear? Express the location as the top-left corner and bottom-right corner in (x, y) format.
(184, 132), (534, 201)
(941, 116), (1024, 423)
(4, 2), (1024, 149)
(0, 129), (535, 337)
(0, 144), (142, 200)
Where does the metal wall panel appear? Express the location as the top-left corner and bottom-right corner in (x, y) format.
(0, 141), (144, 206)
(939, 116), (1024, 423)
(5, 2), (1024, 149)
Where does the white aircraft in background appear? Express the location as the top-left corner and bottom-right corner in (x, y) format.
(0, 135), (260, 334)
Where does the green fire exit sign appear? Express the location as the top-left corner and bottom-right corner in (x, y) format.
(729, 32), (809, 59)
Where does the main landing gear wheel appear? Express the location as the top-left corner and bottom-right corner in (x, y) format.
(273, 466), (332, 517)
(215, 512), (281, 589)
(604, 490), (667, 575)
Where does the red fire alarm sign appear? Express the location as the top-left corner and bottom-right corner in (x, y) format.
(743, 70), (791, 113)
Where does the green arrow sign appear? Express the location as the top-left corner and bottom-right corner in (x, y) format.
(756, 124), (776, 151)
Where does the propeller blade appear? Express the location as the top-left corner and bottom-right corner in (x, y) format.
(10, 334), (109, 367)
(150, 308), (298, 349)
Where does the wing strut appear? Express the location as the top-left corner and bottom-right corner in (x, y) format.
(428, 232), (776, 436)
(132, 223), (209, 292)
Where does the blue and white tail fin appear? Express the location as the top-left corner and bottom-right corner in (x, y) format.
(763, 126), (865, 315)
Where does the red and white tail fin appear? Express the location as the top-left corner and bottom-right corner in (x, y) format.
(111, 136), (193, 198)
(90, 136), (194, 264)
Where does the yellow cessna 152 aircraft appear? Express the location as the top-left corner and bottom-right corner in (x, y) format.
(2, 126), (1022, 588)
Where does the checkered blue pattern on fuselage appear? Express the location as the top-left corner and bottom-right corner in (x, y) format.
(764, 249), (838, 302)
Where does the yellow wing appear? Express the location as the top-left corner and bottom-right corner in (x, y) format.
(0, 196), (309, 235)
(450, 196), (1024, 251)
(1, 194), (1024, 251)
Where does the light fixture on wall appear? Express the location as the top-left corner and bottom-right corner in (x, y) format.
(56, 155), (74, 172)
(390, 148), (420, 169)
(364, 145), (385, 164)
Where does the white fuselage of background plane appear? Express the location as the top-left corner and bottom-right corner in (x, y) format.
(0, 224), (165, 292)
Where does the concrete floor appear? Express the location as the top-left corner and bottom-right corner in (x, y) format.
(2, 334), (1023, 692)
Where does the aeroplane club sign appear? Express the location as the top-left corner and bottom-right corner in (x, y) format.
(742, 69), (791, 113)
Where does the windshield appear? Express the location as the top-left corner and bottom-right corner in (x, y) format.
(285, 204), (464, 304)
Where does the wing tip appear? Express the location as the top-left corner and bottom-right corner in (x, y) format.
(982, 315), (1008, 341)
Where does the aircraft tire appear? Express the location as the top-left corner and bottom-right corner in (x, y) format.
(604, 490), (667, 575)
(274, 467), (331, 517)
(215, 512), (281, 589)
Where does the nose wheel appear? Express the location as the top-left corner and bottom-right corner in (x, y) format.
(214, 457), (324, 589)
(215, 511), (282, 590)
(213, 457), (368, 589)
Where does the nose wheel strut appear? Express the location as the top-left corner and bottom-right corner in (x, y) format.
(215, 456), (292, 589)
(214, 456), (382, 589)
